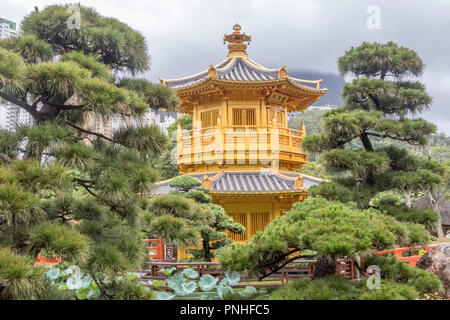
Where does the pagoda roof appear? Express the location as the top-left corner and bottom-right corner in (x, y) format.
(160, 24), (327, 99)
(161, 56), (326, 94)
(150, 170), (325, 196)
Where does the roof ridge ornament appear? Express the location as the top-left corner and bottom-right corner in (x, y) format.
(223, 24), (251, 58)
(278, 65), (288, 79)
(207, 64), (218, 79)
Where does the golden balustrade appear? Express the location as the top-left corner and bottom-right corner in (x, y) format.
(176, 124), (307, 171)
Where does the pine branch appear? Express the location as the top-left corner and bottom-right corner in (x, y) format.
(0, 91), (43, 121)
(366, 131), (421, 144)
(64, 121), (113, 142)
(257, 254), (308, 281)
(0, 153), (13, 163)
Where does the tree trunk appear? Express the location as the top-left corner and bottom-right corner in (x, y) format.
(313, 254), (337, 279)
(202, 238), (212, 262)
(427, 190), (445, 238)
(404, 190), (411, 208)
(360, 133), (374, 152)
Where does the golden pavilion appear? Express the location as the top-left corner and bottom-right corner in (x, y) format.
(154, 24), (327, 260)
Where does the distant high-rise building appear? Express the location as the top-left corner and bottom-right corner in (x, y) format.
(158, 115), (176, 135)
(0, 17), (18, 39)
(0, 100), (35, 131)
(111, 110), (163, 134)
(0, 18), (24, 131)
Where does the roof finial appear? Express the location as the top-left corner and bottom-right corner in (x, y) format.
(223, 24), (251, 57)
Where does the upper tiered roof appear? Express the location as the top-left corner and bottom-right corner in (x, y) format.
(160, 24), (327, 112)
(161, 56), (324, 92)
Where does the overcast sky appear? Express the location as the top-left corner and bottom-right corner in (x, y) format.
(3, 0), (450, 133)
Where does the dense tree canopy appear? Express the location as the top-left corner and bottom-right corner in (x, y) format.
(21, 5), (149, 74)
(218, 42), (445, 286)
(148, 176), (245, 261)
(301, 42), (445, 237)
(0, 4), (179, 300)
(217, 197), (431, 279)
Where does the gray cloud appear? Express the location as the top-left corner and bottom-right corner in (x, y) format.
(2, 0), (449, 133)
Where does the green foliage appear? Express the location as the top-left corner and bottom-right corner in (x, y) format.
(0, 34), (53, 64)
(0, 130), (21, 162)
(302, 42), (445, 238)
(164, 176), (245, 261)
(338, 41), (424, 79)
(322, 148), (390, 181)
(0, 4), (180, 300)
(217, 197), (431, 279)
(357, 281), (419, 300)
(298, 161), (332, 180)
(0, 47), (25, 93)
(309, 181), (355, 203)
(118, 79), (179, 111)
(269, 276), (360, 300)
(289, 109), (324, 134)
(111, 280), (156, 300)
(44, 265), (155, 300)
(377, 202), (439, 232)
(167, 115), (192, 142)
(112, 126), (168, 159)
(150, 150), (179, 180)
(169, 175), (202, 192)
(29, 221), (90, 264)
(154, 269), (256, 300)
(21, 4), (149, 73)
(145, 176), (244, 261)
(363, 255), (443, 294)
(0, 247), (46, 300)
(269, 275), (421, 300)
(60, 51), (112, 82)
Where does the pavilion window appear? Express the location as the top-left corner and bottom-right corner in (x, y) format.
(227, 212), (247, 241)
(268, 109), (284, 126)
(200, 110), (219, 128)
(232, 108), (256, 126)
(250, 212), (270, 236)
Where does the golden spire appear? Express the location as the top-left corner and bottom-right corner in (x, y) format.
(223, 24), (251, 57)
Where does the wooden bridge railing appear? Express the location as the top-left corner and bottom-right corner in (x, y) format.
(140, 259), (355, 290)
(374, 244), (438, 267)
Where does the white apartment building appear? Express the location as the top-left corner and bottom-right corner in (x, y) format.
(0, 18), (18, 39)
(0, 101), (35, 131)
(158, 115), (176, 135)
(111, 110), (177, 135)
(0, 18), (25, 132)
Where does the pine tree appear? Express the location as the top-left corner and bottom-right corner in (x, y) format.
(217, 42), (443, 279)
(303, 41), (445, 234)
(0, 4), (181, 300)
(166, 176), (245, 261)
(217, 197), (431, 279)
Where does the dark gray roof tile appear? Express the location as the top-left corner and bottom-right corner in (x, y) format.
(151, 171), (322, 195)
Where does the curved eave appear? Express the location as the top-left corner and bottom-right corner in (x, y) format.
(174, 77), (327, 94)
(174, 78), (327, 114)
(149, 171), (325, 196)
(208, 189), (308, 196)
(160, 56), (326, 94)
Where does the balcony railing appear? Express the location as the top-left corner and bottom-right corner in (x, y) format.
(176, 124), (307, 167)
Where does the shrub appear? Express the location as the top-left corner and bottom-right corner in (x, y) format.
(357, 280), (419, 300)
(269, 275), (421, 300)
(363, 255), (443, 294)
(0, 247), (46, 300)
(269, 276), (360, 300)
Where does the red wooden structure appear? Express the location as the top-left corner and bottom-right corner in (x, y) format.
(142, 239), (164, 261)
(34, 250), (62, 267)
(374, 244), (438, 267)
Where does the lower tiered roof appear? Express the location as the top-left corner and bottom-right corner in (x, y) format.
(151, 170), (324, 196)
